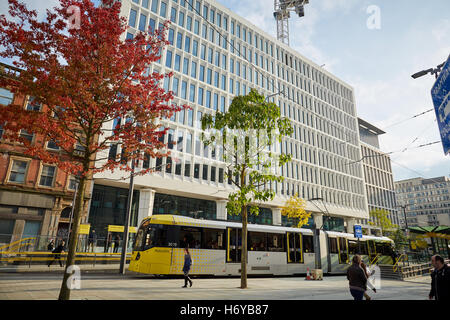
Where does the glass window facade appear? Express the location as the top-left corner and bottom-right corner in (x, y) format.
(281, 215), (314, 229)
(152, 193), (216, 220)
(323, 216), (345, 232)
(88, 185), (140, 240)
(227, 207), (273, 225)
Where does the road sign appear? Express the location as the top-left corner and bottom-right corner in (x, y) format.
(79, 224), (90, 235)
(431, 54), (450, 155)
(354, 225), (363, 239)
(107, 225), (137, 233)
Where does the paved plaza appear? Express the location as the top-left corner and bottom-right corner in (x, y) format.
(0, 268), (432, 300)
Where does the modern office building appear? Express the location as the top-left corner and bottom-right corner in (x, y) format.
(89, 0), (369, 239)
(395, 176), (450, 228)
(357, 118), (399, 235)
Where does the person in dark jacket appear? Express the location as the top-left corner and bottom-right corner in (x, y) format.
(429, 255), (450, 301)
(47, 239), (55, 252)
(182, 247), (193, 288)
(113, 234), (120, 253)
(48, 240), (66, 267)
(88, 230), (97, 252)
(346, 254), (367, 300)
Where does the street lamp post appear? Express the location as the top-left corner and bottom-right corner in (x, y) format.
(396, 204), (412, 252)
(307, 197), (325, 270)
(411, 61), (445, 80)
(66, 176), (79, 248)
(119, 157), (135, 274)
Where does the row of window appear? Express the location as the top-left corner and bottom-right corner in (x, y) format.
(135, 223), (314, 256)
(7, 158), (77, 189)
(0, 91), (85, 152)
(366, 185), (396, 210)
(127, 0), (356, 118)
(395, 181), (450, 193)
(329, 238), (393, 257)
(156, 0), (353, 102)
(159, 31), (354, 129)
(107, 128), (365, 208)
(361, 145), (393, 173)
(127, 12), (361, 183)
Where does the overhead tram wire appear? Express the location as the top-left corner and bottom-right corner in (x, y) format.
(408, 141), (440, 149)
(334, 138), (442, 171)
(184, 0), (359, 148)
(400, 118), (437, 153)
(383, 108), (434, 130)
(334, 117), (439, 170)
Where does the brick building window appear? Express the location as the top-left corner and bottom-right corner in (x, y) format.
(39, 165), (56, 187)
(8, 160), (29, 183)
(25, 96), (42, 111)
(0, 88), (14, 105)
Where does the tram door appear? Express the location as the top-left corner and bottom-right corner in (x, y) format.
(367, 240), (377, 263)
(286, 232), (303, 263)
(337, 237), (349, 264)
(227, 228), (242, 263)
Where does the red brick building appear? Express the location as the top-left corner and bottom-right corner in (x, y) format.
(0, 62), (91, 249)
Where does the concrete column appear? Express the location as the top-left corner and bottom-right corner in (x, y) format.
(273, 208), (282, 226)
(312, 213), (323, 270)
(137, 189), (155, 224)
(313, 213), (323, 229)
(40, 209), (52, 237)
(11, 219), (25, 243)
(346, 218), (357, 234)
(216, 200), (228, 220)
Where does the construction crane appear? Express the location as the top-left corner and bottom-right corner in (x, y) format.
(273, 0), (309, 46)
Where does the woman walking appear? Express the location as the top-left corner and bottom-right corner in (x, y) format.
(182, 247), (193, 288)
(346, 255), (367, 300)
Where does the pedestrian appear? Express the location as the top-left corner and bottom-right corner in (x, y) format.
(47, 239), (55, 252)
(182, 247), (193, 288)
(360, 261), (377, 300)
(429, 254), (450, 301)
(88, 230), (97, 252)
(48, 240), (66, 267)
(346, 254), (367, 300)
(390, 247), (399, 265)
(114, 234), (120, 253)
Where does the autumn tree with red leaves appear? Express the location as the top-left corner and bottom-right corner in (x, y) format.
(0, 0), (184, 300)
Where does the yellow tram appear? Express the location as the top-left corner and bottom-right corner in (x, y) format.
(129, 214), (395, 276)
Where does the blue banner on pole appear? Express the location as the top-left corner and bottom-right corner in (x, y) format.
(431, 54), (450, 155)
(354, 225), (363, 239)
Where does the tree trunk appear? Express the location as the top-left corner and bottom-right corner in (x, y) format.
(240, 204), (248, 289)
(58, 173), (86, 300)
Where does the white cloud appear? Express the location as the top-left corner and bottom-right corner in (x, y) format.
(432, 19), (450, 42)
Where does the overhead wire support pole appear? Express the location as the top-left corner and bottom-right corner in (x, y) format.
(119, 156), (135, 274)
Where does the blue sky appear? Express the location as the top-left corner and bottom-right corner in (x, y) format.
(1, 0), (449, 181)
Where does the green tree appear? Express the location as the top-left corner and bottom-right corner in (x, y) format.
(391, 228), (408, 251)
(201, 89), (292, 289)
(369, 208), (398, 236)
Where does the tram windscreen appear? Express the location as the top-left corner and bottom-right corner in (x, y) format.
(134, 227), (144, 251)
(134, 224), (169, 251)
